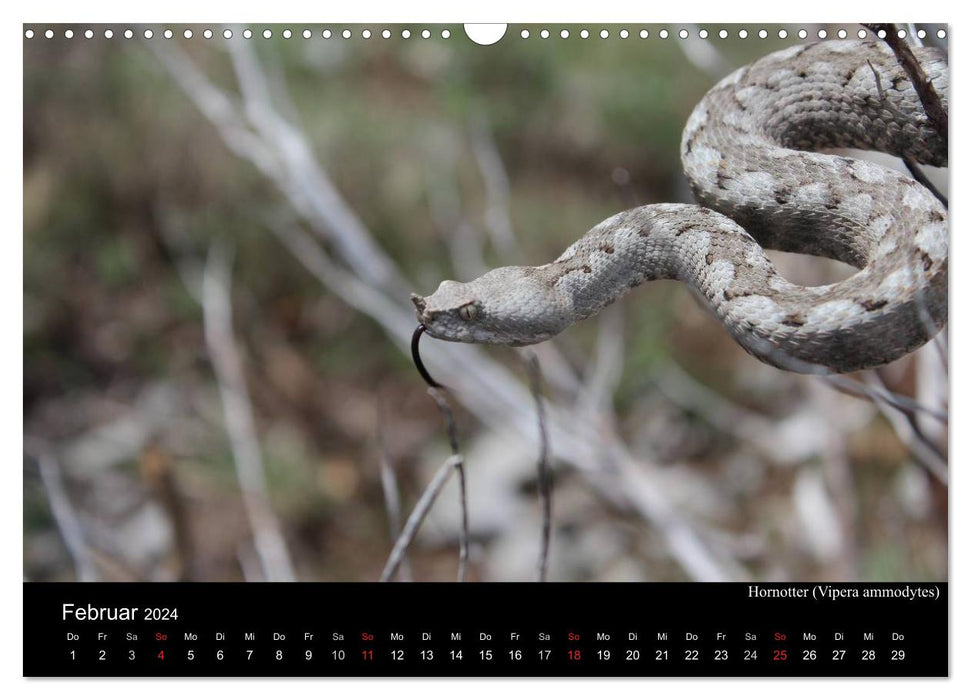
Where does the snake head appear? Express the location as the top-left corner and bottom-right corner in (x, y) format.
(411, 280), (488, 343)
(411, 268), (571, 346)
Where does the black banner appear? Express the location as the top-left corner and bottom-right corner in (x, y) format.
(24, 582), (947, 677)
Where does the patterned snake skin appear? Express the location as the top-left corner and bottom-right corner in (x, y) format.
(411, 40), (948, 373)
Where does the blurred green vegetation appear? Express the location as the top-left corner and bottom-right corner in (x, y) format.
(25, 25), (737, 418)
(23, 25), (946, 582)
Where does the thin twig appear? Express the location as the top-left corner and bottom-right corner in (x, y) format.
(653, 362), (872, 466)
(427, 388), (469, 581)
(825, 371), (948, 483)
(822, 374), (948, 423)
(202, 242), (296, 582)
(380, 455), (463, 582)
(867, 370), (948, 479)
(864, 23), (948, 143)
(524, 353), (552, 582)
(454, 458), (470, 582)
(376, 413), (411, 581)
(903, 156), (948, 207)
(874, 369), (946, 463)
(32, 447), (99, 582)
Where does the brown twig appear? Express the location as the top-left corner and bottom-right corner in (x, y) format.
(427, 388), (469, 581)
(525, 353), (552, 582)
(864, 23), (948, 144)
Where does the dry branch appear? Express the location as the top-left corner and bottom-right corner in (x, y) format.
(426, 388), (470, 582)
(156, 40), (749, 582)
(377, 416), (411, 581)
(30, 445), (98, 582)
(202, 243), (296, 582)
(527, 356), (553, 582)
(864, 23), (948, 145)
(380, 455), (464, 583)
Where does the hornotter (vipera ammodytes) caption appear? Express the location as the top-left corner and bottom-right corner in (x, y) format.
(411, 40), (948, 375)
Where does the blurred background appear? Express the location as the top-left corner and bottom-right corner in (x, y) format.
(24, 24), (948, 583)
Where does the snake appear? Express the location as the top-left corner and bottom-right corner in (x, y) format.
(410, 40), (948, 380)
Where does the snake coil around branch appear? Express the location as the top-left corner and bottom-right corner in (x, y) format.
(412, 40), (948, 376)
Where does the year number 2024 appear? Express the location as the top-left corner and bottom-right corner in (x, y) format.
(143, 608), (178, 621)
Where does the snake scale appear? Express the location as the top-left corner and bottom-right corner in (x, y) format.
(411, 40), (948, 375)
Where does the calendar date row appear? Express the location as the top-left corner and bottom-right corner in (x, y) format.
(68, 645), (909, 665)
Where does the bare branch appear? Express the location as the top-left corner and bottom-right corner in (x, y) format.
(271, 217), (735, 578)
(376, 415), (411, 581)
(380, 455), (463, 583)
(653, 362), (854, 465)
(822, 374), (947, 423)
(865, 371), (947, 483)
(202, 242), (296, 582)
(524, 353), (553, 582)
(151, 40), (406, 292)
(904, 156), (947, 207)
(454, 459), (470, 583)
(864, 23), (948, 144)
(158, 44), (741, 582)
(427, 388), (469, 582)
(29, 445), (98, 582)
(820, 372), (947, 483)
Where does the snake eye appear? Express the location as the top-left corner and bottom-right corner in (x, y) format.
(458, 303), (479, 322)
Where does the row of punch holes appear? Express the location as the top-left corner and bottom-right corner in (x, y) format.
(24, 25), (948, 43)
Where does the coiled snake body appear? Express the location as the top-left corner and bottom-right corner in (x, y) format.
(411, 40), (948, 374)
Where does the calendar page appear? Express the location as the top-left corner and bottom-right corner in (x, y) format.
(22, 20), (949, 678)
